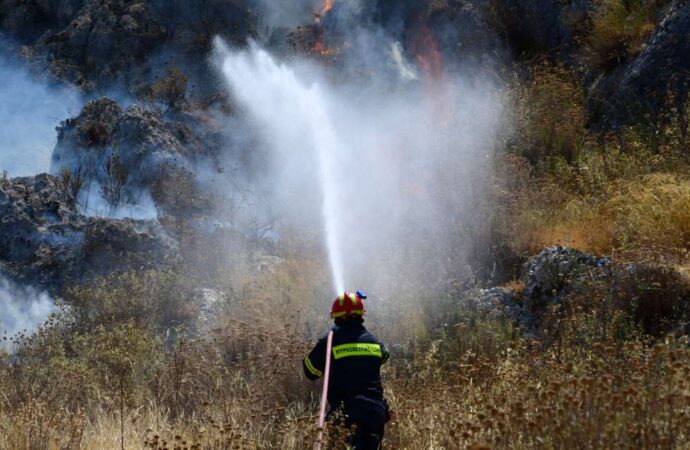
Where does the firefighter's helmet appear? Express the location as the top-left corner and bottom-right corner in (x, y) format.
(330, 291), (366, 318)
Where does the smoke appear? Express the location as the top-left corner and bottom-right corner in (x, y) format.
(251, 0), (317, 28)
(213, 30), (504, 304)
(0, 54), (82, 177)
(77, 180), (159, 220)
(0, 276), (55, 348)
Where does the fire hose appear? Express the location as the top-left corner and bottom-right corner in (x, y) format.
(315, 329), (334, 450)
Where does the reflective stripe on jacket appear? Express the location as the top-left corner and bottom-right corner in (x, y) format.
(303, 321), (389, 407)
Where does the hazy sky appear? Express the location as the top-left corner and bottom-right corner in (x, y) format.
(0, 55), (82, 177)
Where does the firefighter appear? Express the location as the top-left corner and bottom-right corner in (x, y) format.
(303, 291), (390, 450)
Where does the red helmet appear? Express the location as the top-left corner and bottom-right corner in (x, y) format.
(331, 291), (366, 318)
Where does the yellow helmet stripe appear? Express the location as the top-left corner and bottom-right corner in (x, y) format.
(350, 293), (358, 306)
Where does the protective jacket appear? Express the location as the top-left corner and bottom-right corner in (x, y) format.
(303, 320), (389, 409)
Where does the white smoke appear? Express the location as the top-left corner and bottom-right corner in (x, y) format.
(390, 42), (419, 81)
(77, 180), (159, 220)
(213, 35), (504, 306)
(251, 0), (317, 28)
(0, 54), (82, 177)
(0, 276), (55, 348)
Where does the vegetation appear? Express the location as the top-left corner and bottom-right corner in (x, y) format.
(585, 0), (667, 71)
(497, 62), (690, 266)
(101, 152), (129, 210)
(60, 166), (85, 201)
(148, 66), (190, 112)
(2, 263), (690, 449)
(2, 6), (690, 450)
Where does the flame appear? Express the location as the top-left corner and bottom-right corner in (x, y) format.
(315, 0), (334, 23)
(410, 18), (453, 126)
(411, 21), (443, 81)
(321, 0), (334, 15)
(310, 0), (338, 57)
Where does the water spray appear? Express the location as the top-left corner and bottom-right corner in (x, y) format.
(215, 41), (346, 294)
(214, 37), (503, 328)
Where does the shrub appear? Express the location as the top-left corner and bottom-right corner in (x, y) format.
(605, 173), (690, 252)
(509, 64), (586, 166)
(101, 152), (128, 209)
(78, 121), (112, 147)
(59, 166), (85, 200)
(585, 0), (663, 71)
(63, 270), (198, 334)
(149, 66), (189, 111)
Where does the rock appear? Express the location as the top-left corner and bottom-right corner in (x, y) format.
(587, 1), (690, 128)
(0, 173), (177, 292)
(422, 0), (504, 70)
(521, 246), (612, 328)
(466, 246), (690, 337)
(0, 0), (86, 44)
(29, 0), (168, 90)
(51, 97), (218, 216)
(7, 0), (251, 91)
(192, 287), (226, 330)
(318, 0), (503, 73)
(471, 287), (522, 322)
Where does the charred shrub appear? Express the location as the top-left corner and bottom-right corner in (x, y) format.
(78, 121), (112, 147)
(100, 152), (128, 210)
(148, 66), (190, 111)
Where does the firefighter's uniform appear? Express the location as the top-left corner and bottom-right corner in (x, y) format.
(304, 317), (389, 450)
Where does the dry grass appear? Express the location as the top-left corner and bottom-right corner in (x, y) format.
(510, 64), (586, 166)
(521, 173), (690, 261)
(498, 62), (690, 267)
(4, 297), (690, 449)
(585, 0), (662, 71)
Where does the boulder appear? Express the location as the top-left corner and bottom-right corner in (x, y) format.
(192, 287), (227, 330)
(463, 246), (690, 336)
(467, 287), (522, 323)
(521, 246), (612, 328)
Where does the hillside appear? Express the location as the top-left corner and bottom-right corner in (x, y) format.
(1, 1), (689, 448)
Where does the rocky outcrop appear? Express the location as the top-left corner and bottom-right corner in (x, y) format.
(587, 0), (690, 128)
(192, 287), (226, 330)
(28, 1), (167, 89)
(520, 246), (612, 327)
(51, 97), (220, 216)
(4, 0), (251, 91)
(465, 246), (690, 336)
(0, 0), (86, 43)
(0, 173), (177, 292)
